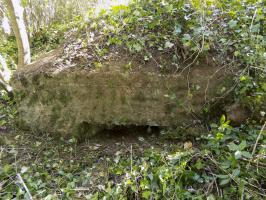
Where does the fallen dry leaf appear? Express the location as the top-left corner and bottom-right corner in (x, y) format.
(184, 141), (193, 150)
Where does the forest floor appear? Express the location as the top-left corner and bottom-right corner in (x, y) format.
(1, 120), (265, 199)
(0, 126), (199, 199)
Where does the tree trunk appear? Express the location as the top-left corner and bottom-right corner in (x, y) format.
(0, 54), (12, 95)
(5, 0), (31, 68)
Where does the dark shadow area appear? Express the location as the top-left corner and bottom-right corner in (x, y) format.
(90, 125), (161, 141)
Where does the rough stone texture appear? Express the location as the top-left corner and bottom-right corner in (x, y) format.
(12, 49), (232, 137)
(226, 103), (250, 125)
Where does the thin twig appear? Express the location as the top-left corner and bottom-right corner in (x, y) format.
(249, 8), (258, 32)
(241, 158), (266, 168)
(17, 173), (33, 200)
(130, 144), (133, 173)
(180, 9), (205, 76)
(248, 121), (266, 169)
(72, 187), (91, 191)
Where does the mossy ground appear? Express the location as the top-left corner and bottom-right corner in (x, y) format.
(1, 117), (266, 199)
(0, 126), (192, 199)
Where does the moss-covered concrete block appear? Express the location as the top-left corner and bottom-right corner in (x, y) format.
(11, 49), (232, 137)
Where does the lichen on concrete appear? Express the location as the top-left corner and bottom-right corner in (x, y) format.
(11, 49), (233, 137)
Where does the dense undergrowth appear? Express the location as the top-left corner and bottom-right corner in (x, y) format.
(0, 118), (265, 199)
(58, 0), (266, 117)
(0, 0), (266, 199)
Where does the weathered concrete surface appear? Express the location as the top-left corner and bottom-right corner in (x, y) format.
(12, 49), (232, 137)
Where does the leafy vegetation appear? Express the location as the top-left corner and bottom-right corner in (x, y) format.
(64, 0), (266, 116)
(0, 0), (265, 199)
(0, 92), (16, 129)
(84, 0), (265, 68)
(0, 116), (265, 199)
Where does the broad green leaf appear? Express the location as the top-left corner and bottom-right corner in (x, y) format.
(234, 51), (240, 56)
(133, 43), (142, 52)
(3, 164), (11, 174)
(174, 24), (182, 35)
(228, 142), (239, 151)
(165, 41), (174, 49)
(234, 150), (242, 159)
(232, 169), (240, 177)
(21, 166), (28, 174)
(242, 151), (252, 159)
(220, 161), (231, 169)
(219, 178), (230, 186)
(238, 140), (246, 150)
(220, 115), (226, 124)
(207, 194), (216, 200)
(142, 191), (151, 199)
(228, 20), (237, 28)
(216, 174), (229, 179)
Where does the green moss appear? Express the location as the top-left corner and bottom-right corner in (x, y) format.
(32, 74), (41, 85)
(20, 77), (28, 87)
(14, 91), (26, 102)
(133, 91), (146, 101)
(110, 88), (117, 105)
(214, 76), (234, 96)
(120, 91), (126, 104)
(100, 107), (107, 120)
(96, 85), (104, 99)
(49, 105), (62, 126)
(107, 79), (115, 88)
(15, 117), (30, 131)
(58, 89), (71, 105)
(165, 102), (178, 114)
(40, 90), (55, 105)
(28, 93), (39, 106)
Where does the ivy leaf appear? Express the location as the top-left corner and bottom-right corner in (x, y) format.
(21, 166), (28, 174)
(219, 178), (230, 186)
(182, 34), (191, 41)
(250, 24), (260, 33)
(174, 24), (182, 35)
(234, 51), (240, 56)
(228, 20), (237, 28)
(232, 169), (240, 177)
(144, 55), (150, 61)
(194, 159), (204, 170)
(220, 115), (226, 124)
(142, 191), (151, 199)
(3, 164), (11, 174)
(216, 174), (229, 179)
(165, 41), (174, 49)
(242, 151), (252, 159)
(133, 43), (142, 52)
(220, 161), (231, 169)
(238, 140), (246, 150)
(235, 150), (242, 159)
(228, 142), (239, 151)
(207, 195), (216, 200)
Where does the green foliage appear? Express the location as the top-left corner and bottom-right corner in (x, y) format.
(82, 0), (266, 117)
(0, 15), (85, 69)
(0, 119), (265, 199)
(236, 75), (266, 118)
(0, 0), (265, 199)
(85, 0), (265, 70)
(0, 91), (16, 128)
(0, 36), (17, 69)
(88, 0), (205, 67)
(31, 16), (85, 59)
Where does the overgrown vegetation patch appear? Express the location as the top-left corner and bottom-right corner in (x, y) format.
(0, 119), (265, 199)
(0, 0), (266, 199)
